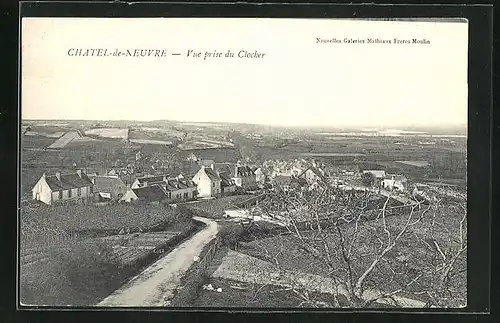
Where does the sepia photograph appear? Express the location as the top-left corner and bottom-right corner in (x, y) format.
(19, 16), (469, 309)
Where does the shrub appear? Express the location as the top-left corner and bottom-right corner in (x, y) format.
(218, 223), (244, 250)
(169, 273), (209, 307)
(174, 204), (195, 221)
(20, 239), (124, 306)
(361, 172), (376, 187)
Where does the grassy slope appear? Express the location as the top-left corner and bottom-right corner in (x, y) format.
(236, 207), (467, 307)
(20, 204), (197, 306)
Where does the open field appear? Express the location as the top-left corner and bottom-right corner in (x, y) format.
(235, 206), (466, 307)
(24, 131), (65, 138)
(211, 250), (424, 308)
(179, 148), (241, 163)
(24, 125), (76, 133)
(20, 204), (199, 306)
(47, 132), (101, 149)
(21, 135), (59, 149)
(20, 226), (199, 306)
(129, 128), (182, 142)
(20, 231), (182, 270)
(130, 139), (174, 146)
(301, 152), (366, 157)
(178, 141), (231, 150)
(191, 277), (346, 308)
(20, 204), (181, 238)
(85, 128), (129, 140)
(396, 160), (431, 167)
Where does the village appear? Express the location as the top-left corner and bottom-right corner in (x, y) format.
(21, 123), (467, 309)
(30, 149), (446, 210)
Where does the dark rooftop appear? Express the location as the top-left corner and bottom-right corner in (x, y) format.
(92, 176), (126, 193)
(44, 171), (93, 192)
(132, 184), (167, 202)
(201, 167), (221, 182)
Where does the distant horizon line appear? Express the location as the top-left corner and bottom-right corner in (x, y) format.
(21, 118), (467, 130)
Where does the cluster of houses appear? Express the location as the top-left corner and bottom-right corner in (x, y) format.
(362, 170), (408, 191)
(31, 152), (416, 206)
(31, 159), (260, 206)
(262, 158), (312, 178)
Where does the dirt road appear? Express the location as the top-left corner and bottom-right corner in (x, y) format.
(97, 216), (218, 307)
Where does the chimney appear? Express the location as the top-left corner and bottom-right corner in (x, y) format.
(163, 175), (167, 182)
(42, 173), (46, 179)
(210, 163), (215, 170)
(234, 165), (239, 177)
(77, 169), (82, 178)
(55, 172), (61, 181)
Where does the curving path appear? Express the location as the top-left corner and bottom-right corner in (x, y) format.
(97, 216), (218, 307)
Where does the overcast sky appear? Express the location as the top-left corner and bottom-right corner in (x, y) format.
(21, 18), (468, 128)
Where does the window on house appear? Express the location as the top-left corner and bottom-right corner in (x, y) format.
(58, 191), (62, 199)
(68, 189), (72, 198)
(77, 187), (81, 196)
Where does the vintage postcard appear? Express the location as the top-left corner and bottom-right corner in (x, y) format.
(20, 17), (468, 309)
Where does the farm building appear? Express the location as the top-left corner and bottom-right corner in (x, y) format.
(131, 174), (169, 189)
(219, 172), (237, 195)
(192, 165), (222, 198)
(120, 184), (167, 204)
(363, 170), (387, 179)
(32, 169), (93, 205)
(90, 175), (128, 201)
(163, 178), (198, 202)
(231, 164), (257, 190)
(381, 175), (408, 191)
(187, 152), (198, 161)
(272, 175), (307, 191)
(130, 174), (197, 202)
(253, 167), (267, 185)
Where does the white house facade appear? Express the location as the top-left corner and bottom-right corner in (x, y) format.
(32, 170), (93, 205)
(192, 166), (222, 198)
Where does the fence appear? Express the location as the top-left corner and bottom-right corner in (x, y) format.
(197, 236), (221, 276)
(168, 235), (221, 306)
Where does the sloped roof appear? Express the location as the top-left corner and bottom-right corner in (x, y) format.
(298, 166), (327, 182)
(203, 167), (221, 181)
(234, 165), (255, 177)
(136, 175), (166, 184)
(214, 163), (233, 175)
(132, 184), (166, 202)
(182, 160), (203, 175)
(165, 178), (196, 191)
(44, 171), (93, 191)
(219, 172), (236, 188)
(92, 176), (126, 193)
(363, 170), (386, 178)
(386, 174), (408, 182)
